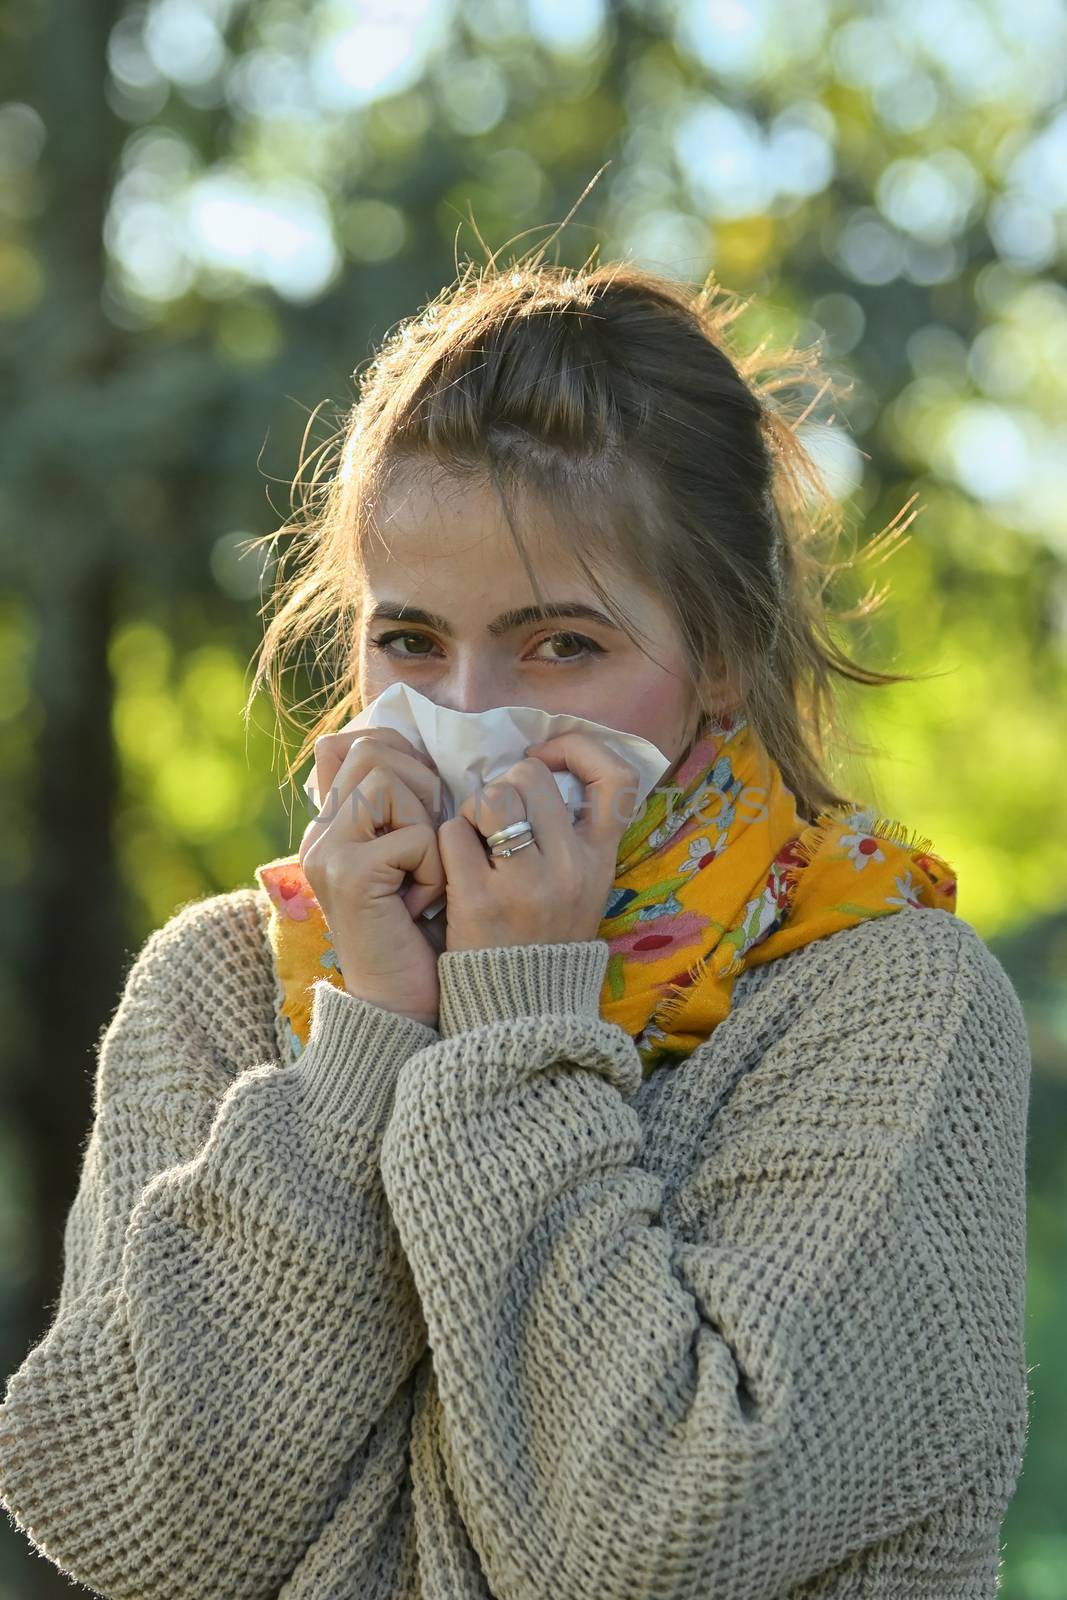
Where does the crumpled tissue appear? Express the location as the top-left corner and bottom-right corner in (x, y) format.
(304, 681), (674, 920)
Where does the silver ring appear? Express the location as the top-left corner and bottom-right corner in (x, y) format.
(483, 825), (534, 864)
(488, 834), (536, 859)
(485, 820), (534, 848)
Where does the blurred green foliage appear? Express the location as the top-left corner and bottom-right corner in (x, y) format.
(2, 0), (1065, 1595)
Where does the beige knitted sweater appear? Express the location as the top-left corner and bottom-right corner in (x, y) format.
(0, 887), (1031, 1599)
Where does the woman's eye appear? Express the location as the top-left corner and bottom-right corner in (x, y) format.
(533, 631), (603, 662)
(368, 630), (603, 664)
(370, 632), (436, 658)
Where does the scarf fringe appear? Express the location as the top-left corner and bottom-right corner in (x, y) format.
(864, 814), (936, 856)
(654, 950), (713, 1032)
(648, 809), (938, 1035)
(784, 808), (936, 876)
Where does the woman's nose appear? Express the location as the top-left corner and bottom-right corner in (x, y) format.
(430, 668), (512, 716)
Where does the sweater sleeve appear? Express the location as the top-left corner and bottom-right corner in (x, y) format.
(377, 915), (1032, 1600)
(0, 894), (438, 1600)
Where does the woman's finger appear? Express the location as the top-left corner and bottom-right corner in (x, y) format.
(300, 738), (443, 870)
(302, 765), (444, 902)
(463, 762), (568, 861)
(523, 733), (642, 844)
(310, 733), (443, 827)
(309, 728), (438, 818)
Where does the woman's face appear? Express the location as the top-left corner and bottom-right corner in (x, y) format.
(357, 468), (721, 775)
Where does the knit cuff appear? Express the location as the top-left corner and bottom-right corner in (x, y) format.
(295, 979), (440, 1126)
(436, 941), (610, 1039)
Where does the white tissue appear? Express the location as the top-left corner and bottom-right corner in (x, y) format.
(304, 682), (673, 921)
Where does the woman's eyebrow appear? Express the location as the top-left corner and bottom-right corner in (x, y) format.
(366, 602), (624, 636)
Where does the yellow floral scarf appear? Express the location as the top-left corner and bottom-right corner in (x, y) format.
(254, 711), (957, 1078)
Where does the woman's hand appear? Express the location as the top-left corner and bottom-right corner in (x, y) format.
(298, 729), (446, 1029)
(437, 733), (641, 954)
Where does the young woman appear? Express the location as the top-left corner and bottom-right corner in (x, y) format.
(0, 255), (1031, 1600)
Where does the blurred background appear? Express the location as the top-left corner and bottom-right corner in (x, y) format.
(1, 0), (1065, 1594)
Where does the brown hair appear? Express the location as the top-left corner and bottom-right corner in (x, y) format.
(243, 237), (932, 832)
